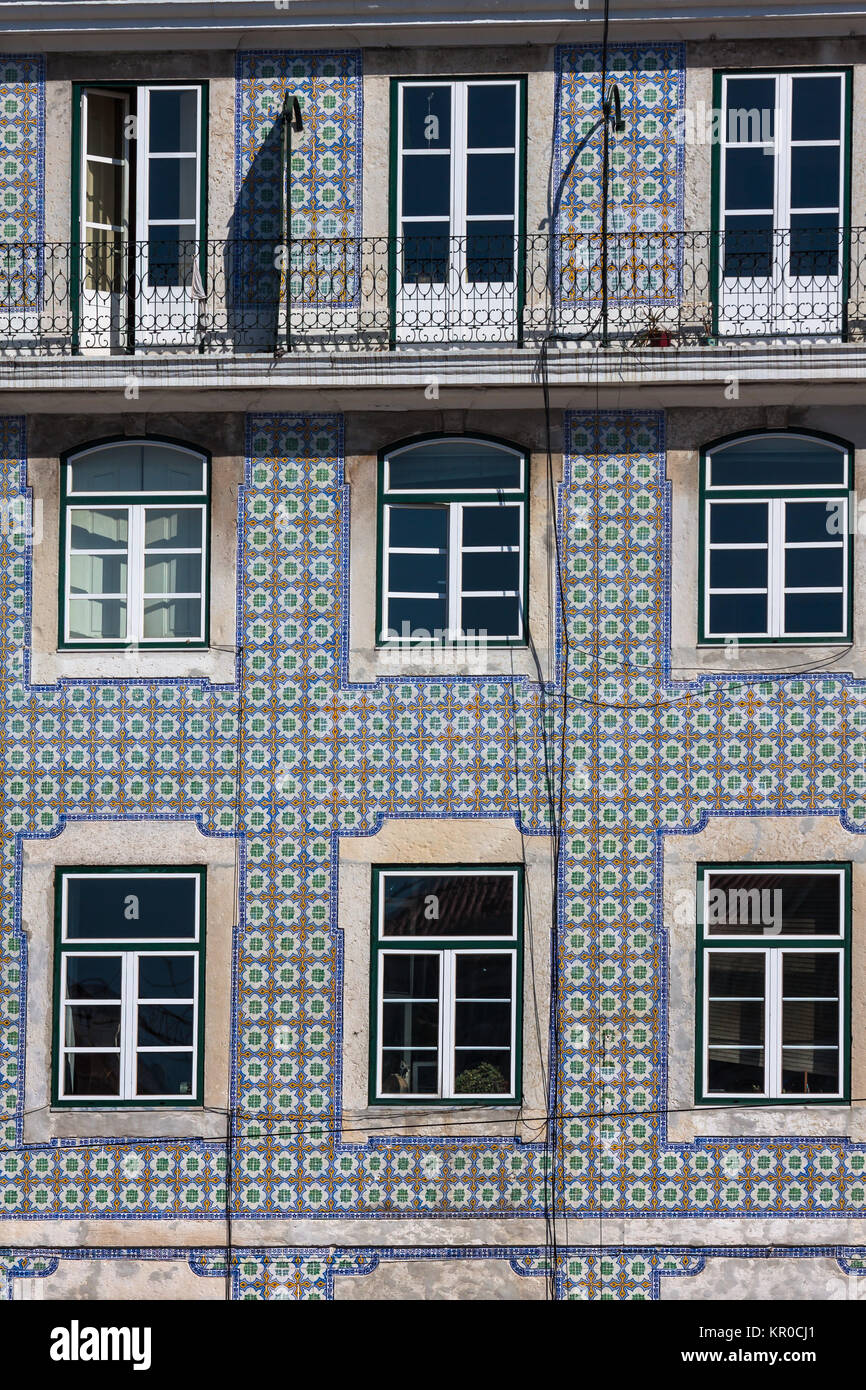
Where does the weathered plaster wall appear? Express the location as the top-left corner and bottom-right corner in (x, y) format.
(333, 1254), (546, 1298)
(661, 1253), (866, 1299)
(23, 1256), (222, 1300)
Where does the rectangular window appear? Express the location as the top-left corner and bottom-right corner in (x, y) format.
(696, 863), (849, 1103)
(53, 867), (205, 1105)
(371, 866), (522, 1103)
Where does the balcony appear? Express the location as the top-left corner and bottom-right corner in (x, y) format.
(0, 230), (861, 358)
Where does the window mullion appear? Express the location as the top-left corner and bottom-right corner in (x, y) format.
(453, 81), (466, 243)
(128, 505), (143, 644)
(767, 950), (781, 1099)
(441, 950), (454, 1098)
(770, 498), (783, 638)
(449, 505), (461, 639)
(121, 953), (136, 1100)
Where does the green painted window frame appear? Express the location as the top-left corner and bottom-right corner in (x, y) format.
(52, 864), (206, 1109)
(376, 432), (530, 648)
(368, 862), (524, 1106)
(709, 66), (853, 339)
(697, 428), (854, 646)
(58, 434), (212, 651)
(694, 860), (851, 1107)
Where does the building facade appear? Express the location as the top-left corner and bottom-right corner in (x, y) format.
(0, 0), (865, 1300)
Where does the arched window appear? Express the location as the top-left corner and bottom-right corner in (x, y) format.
(61, 438), (209, 647)
(700, 432), (851, 643)
(378, 435), (528, 645)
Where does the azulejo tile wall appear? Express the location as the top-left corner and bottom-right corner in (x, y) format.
(0, 55), (44, 311)
(2, 407), (866, 1295)
(553, 44), (684, 305)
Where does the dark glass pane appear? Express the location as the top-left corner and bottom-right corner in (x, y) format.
(455, 1001), (511, 1046)
(785, 548), (843, 589)
(462, 506), (521, 546)
(783, 952), (840, 993)
(725, 148), (775, 210)
(466, 221), (515, 283)
(401, 224), (449, 284)
(462, 551), (520, 592)
(707, 1049), (764, 1093)
(708, 999), (764, 1045)
(790, 217), (841, 277)
(138, 954), (195, 999)
(785, 500), (843, 543)
(453, 1051), (510, 1093)
(138, 1003), (194, 1047)
(402, 85), (451, 150)
(63, 1052), (120, 1097)
(725, 78), (776, 141)
(388, 506), (448, 548)
(148, 158), (197, 220)
(136, 1051), (193, 1096)
(148, 228), (196, 289)
(784, 591), (844, 635)
(709, 549), (767, 590)
(707, 952), (766, 996)
(705, 872), (842, 936)
(143, 597), (202, 640)
(64, 1003), (121, 1048)
(467, 85), (516, 148)
(65, 955), (121, 1000)
(461, 594), (520, 636)
(149, 89), (198, 153)
(388, 552), (447, 595)
(723, 216), (773, 277)
(385, 596), (448, 640)
(145, 509), (203, 549)
(781, 1048), (839, 1094)
(456, 953), (513, 998)
(86, 92), (125, 160)
(380, 1049), (438, 1094)
(791, 147), (840, 211)
(69, 508), (128, 551)
(466, 154), (515, 216)
(144, 554), (203, 594)
(388, 441), (522, 492)
(402, 154), (450, 217)
(382, 873), (514, 938)
(782, 999), (838, 1046)
(65, 874), (198, 940)
(709, 502), (768, 544)
(709, 436), (846, 488)
(382, 1000), (439, 1048)
(382, 952), (440, 997)
(792, 76), (841, 141)
(707, 592), (767, 635)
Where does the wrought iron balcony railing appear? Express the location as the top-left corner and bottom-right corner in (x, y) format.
(0, 230), (859, 355)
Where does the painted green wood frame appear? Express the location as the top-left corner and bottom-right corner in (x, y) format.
(57, 433), (212, 651)
(70, 80), (209, 355)
(386, 75), (528, 350)
(367, 862), (525, 1106)
(375, 430), (530, 649)
(693, 860), (852, 1107)
(51, 864), (207, 1109)
(709, 67), (853, 340)
(697, 427), (854, 646)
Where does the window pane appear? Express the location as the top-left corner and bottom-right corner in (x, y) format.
(388, 552), (447, 594)
(86, 92), (125, 160)
(467, 85), (516, 149)
(64, 1003), (121, 1048)
(138, 1004), (194, 1047)
(65, 955), (122, 1000)
(385, 596), (447, 640)
(456, 953), (512, 998)
(708, 593), (767, 635)
(466, 221), (515, 284)
(148, 227), (195, 288)
(143, 597), (202, 639)
(148, 158), (197, 221)
(790, 216), (841, 277)
(144, 508), (203, 548)
(69, 553), (127, 595)
(453, 1051), (511, 1094)
(790, 147), (840, 211)
(382, 951), (440, 996)
(708, 436), (846, 487)
(69, 444), (203, 494)
(783, 952), (841, 992)
(402, 154), (450, 217)
(63, 1052), (120, 1097)
(707, 1048), (764, 1094)
(785, 548), (842, 589)
(785, 500), (841, 543)
(705, 871), (842, 936)
(380, 1049), (438, 1094)
(709, 502), (768, 544)
(83, 226), (123, 293)
(141, 447), (204, 492)
(136, 1051), (193, 1096)
(149, 89), (198, 153)
(725, 79), (775, 140)
(781, 1048), (839, 1095)
(387, 440), (522, 491)
(388, 506), (448, 549)
(782, 999), (838, 1046)
(65, 874), (198, 940)
(461, 594), (521, 636)
(69, 508), (128, 550)
(466, 154), (515, 216)
(382, 1000), (438, 1048)
(708, 998), (764, 1045)
(86, 158), (123, 228)
(462, 505), (521, 546)
(401, 224), (449, 284)
(138, 954), (195, 999)
(68, 597), (127, 641)
(144, 554), (204, 594)
(723, 216), (773, 278)
(455, 1000), (511, 1047)
(402, 85), (451, 150)
(791, 76), (841, 141)
(462, 551), (519, 592)
(707, 952), (766, 995)
(709, 549), (767, 590)
(382, 873), (514, 938)
(784, 591), (844, 635)
(725, 148), (774, 210)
